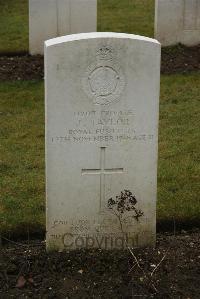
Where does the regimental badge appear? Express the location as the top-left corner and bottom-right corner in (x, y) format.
(83, 46), (125, 105)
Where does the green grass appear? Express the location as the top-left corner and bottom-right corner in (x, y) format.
(0, 74), (199, 234)
(98, 0), (154, 36)
(158, 74), (200, 222)
(0, 0), (154, 54)
(0, 81), (44, 233)
(0, 0), (28, 54)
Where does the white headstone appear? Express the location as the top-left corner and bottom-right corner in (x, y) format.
(155, 0), (200, 46)
(29, 0), (97, 55)
(45, 32), (160, 251)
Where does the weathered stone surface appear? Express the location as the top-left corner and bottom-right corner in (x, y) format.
(155, 0), (200, 46)
(45, 33), (161, 251)
(29, 0), (97, 55)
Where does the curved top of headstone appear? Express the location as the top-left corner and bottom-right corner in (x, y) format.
(45, 32), (160, 48)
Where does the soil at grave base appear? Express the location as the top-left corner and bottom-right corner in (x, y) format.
(0, 230), (200, 299)
(0, 45), (199, 81)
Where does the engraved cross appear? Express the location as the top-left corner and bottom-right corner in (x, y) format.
(82, 147), (124, 212)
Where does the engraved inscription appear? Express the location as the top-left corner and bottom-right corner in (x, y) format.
(51, 216), (149, 234)
(50, 109), (154, 144)
(49, 215), (155, 249)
